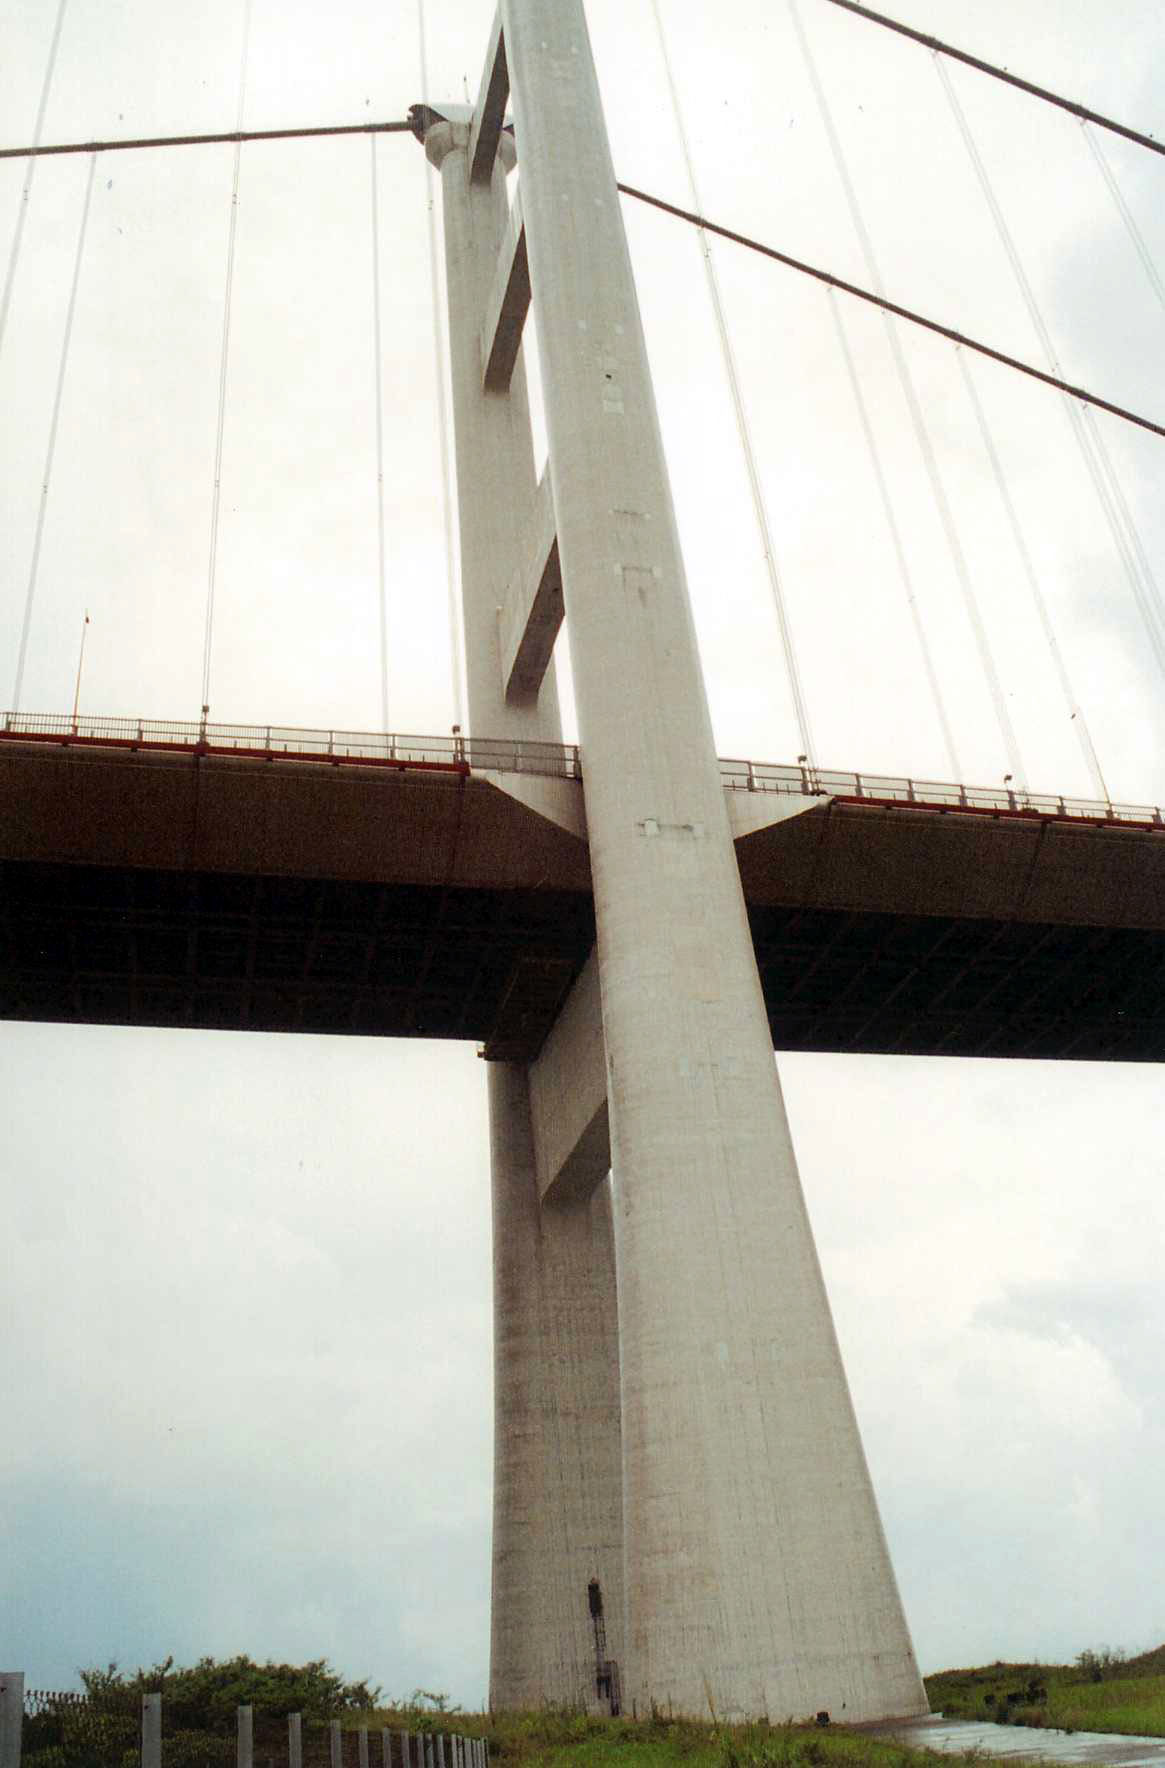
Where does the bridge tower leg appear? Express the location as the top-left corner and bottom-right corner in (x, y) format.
(417, 0), (926, 1725)
(421, 120), (625, 1712)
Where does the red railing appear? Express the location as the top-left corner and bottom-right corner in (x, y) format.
(4, 711), (1162, 830)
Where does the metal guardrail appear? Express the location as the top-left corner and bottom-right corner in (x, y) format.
(0, 712), (582, 779)
(3, 711), (1163, 828)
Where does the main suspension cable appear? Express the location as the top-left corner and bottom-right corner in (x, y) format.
(201, 0), (253, 722)
(822, 0), (1165, 161)
(1, 0), (69, 358)
(12, 152), (96, 714)
(0, 118), (414, 162)
(615, 184), (1165, 445)
(8, 109), (1162, 444)
(417, 0), (464, 730)
(787, 0), (1027, 789)
(648, 0), (817, 769)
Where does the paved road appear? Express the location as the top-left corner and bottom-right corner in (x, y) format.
(865, 1715), (1165, 1767)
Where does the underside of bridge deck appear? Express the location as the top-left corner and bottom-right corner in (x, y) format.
(2, 739), (1163, 1060)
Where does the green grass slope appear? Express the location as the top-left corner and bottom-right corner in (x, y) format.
(343, 1710), (976, 1768)
(925, 1648), (1165, 1737)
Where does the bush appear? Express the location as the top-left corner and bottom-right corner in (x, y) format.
(80, 1658), (381, 1734)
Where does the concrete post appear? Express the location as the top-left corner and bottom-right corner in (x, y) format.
(141, 1695), (161, 1768)
(329, 1721), (341, 1768)
(0, 1673), (23, 1768)
(497, 0), (928, 1724)
(288, 1714), (302, 1768)
(380, 1732), (390, 1768)
(237, 1707), (253, 1768)
(358, 1729), (369, 1768)
(436, 1738), (445, 1768)
(423, 113), (625, 1715)
(397, 1734), (409, 1768)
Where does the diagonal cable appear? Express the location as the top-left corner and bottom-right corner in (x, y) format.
(787, 0), (1027, 788)
(12, 153), (96, 713)
(649, 0), (817, 767)
(201, 0), (254, 719)
(1, 0), (69, 359)
(935, 55), (1165, 679)
(417, 0), (465, 731)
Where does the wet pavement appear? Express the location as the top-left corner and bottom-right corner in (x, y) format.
(864, 1715), (1165, 1767)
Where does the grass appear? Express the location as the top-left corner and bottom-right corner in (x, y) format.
(925, 1646), (1165, 1737)
(341, 1707), (981, 1768)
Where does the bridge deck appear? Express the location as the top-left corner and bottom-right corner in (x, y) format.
(2, 727), (1163, 1061)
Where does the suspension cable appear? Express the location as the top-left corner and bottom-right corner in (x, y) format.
(934, 56), (1165, 679)
(648, 0), (817, 768)
(821, 0), (1165, 162)
(827, 290), (961, 779)
(955, 349), (1110, 801)
(8, 108), (1163, 444)
(1079, 124), (1165, 318)
(417, 0), (464, 730)
(1, 0), (69, 358)
(200, 0), (253, 721)
(12, 153), (96, 714)
(0, 119), (414, 162)
(615, 184), (1165, 444)
(787, 0), (1027, 789)
(370, 136), (390, 732)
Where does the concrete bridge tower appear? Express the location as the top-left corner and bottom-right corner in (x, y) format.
(414, 0), (927, 1725)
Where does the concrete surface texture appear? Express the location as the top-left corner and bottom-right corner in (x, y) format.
(427, 112), (624, 1712)
(419, 0), (929, 1724)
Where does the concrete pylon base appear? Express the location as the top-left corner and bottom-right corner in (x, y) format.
(488, 1063), (624, 1712)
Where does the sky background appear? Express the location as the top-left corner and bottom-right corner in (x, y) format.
(2, 0), (1164, 1708)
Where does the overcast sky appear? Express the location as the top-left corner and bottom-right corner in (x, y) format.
(2, 0), (1164, 1708)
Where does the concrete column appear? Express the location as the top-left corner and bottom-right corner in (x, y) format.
(424, 121), (559, 742)
(489, 1064), (623, 1711)
(237, 1707), (253, 1768)
(329, 1720), (342, 1768)
(0, 1672), (23, 1768)
(500, 0), (927, 1724)
(141, 1696), (161, 1768)
(358, 1729), (369, 1768)
(288, 1714), (303, 1768)
(424, 113), (625, 1713)
(380, 1731), (391, 1768)
(397, 1733), (409, 1768)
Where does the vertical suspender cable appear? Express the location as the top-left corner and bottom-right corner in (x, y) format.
(649, 0), (817, 768)
(201, 0), (253, 721)
(956, 348), (1110, 800)
(934, 56), (1165, 678)
(1080, 123), (1165, 319)
(11, 144), (96, 710)
(826, 290), (962, 779)
(788, 0), (1027, 789)
(417, 0), (465, 730)
(370, 135), (390, 732)
(0, 0), (69, 359)
(12, 152), (96, 713)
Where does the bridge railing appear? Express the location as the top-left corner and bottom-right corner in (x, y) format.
(0, 712), (583, 778)
(4, 712), (1163, 827)
(720, 756), (1164, 827)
